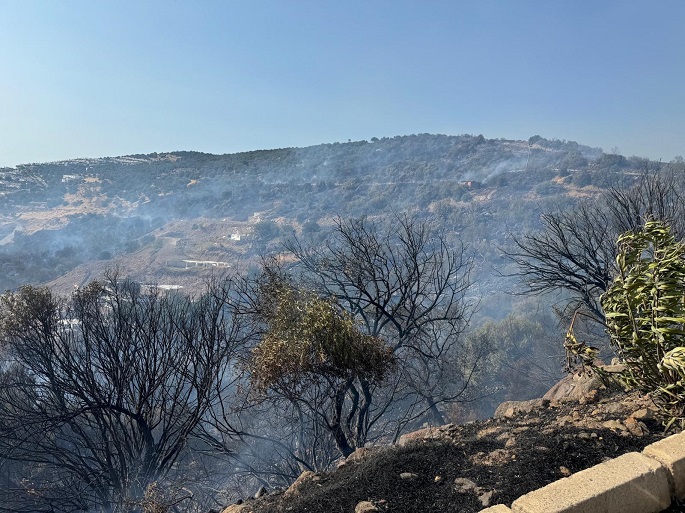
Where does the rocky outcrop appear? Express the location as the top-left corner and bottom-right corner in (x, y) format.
(494, 398), (546, 418)
(220, 503), (249, 513)
(542, 370), (603, 403)
(397, 423), (461, 447)
(283, 470), (315, 497)
(402, 366), (654, 446)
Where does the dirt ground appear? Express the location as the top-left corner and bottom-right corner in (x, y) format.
(231, 385), (681, 513)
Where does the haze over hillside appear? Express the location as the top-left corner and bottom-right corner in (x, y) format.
(3, 132), (685, 512)
(0, 133), (664, 315)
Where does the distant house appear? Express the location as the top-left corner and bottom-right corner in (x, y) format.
(62, 174), (81, 183)
(182, 260), (230, 268)
(142, 284), (184, 291)
(166, 259), (230, 269)
(230, 233), (241, 241)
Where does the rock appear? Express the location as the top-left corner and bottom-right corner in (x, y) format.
(477, 426), (504, 439)
(478, 449), (511, 466)
(632, 407), (655, 420)
(577, 419), (604, 431)
(602, 419), (627, 431)
(254, 486), (267, 499)
(479, 489), (495, 507)
(347, 446), (379, 463)
(603, 363), (627, 374)
(624, 416), (649, 436)
(579, 389), (599, 405)
(438, 423), (459, 433)
(542, 371), (603, 404)
(454, 477), (494, 506)
(454, 477), (479, 493)
(397, 426), (443, 446)
(494, 398), (543, 418)
(400, 472), (418, 480)
(355, 500), (379, 513)
(283, 470), (314, 497)
(559, 466), (572, 476)
(220, 505), (248, 513)
(601, 402), (624, 414)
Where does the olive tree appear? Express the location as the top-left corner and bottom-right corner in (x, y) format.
(248, 266), (395, 458)
(285, 214), (479, 429)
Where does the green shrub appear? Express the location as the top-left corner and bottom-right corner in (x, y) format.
(600, 221), (685, 429)
(250, 279), (394, 393)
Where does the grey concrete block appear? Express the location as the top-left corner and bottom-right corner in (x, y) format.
(643, 431), (685, 499)
(511, 452), (670, 513)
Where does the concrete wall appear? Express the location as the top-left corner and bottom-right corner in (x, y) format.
(480, 431), (685, 513)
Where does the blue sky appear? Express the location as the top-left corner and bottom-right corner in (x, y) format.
(0, 1), (683, 167)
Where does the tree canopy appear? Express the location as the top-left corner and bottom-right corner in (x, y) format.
(250, 279), (394, 393)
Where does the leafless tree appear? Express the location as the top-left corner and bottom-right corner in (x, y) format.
(505, 203), (614, 322)
(0, 273), (247, 513)
(505, 168), (685, 324)
(605, 168), (685, 238)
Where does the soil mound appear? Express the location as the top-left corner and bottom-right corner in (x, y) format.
(223, 374), (671, 513)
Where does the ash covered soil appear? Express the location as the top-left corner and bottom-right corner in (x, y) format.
(229, 379), (680, 513)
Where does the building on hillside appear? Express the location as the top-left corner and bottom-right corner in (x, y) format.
(166, 259), (230, 269)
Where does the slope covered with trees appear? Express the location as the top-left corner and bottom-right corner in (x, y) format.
(0, 133), (660, 309)
(0, 133), (682, 511)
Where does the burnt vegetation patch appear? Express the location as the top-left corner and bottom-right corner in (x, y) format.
(249, 391), (666, 513)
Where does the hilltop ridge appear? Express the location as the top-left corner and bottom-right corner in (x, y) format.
(0, 133), (662, 308)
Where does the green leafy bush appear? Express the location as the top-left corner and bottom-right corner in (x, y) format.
(601, 220), (685, 429)
(250, 279), (394, 393)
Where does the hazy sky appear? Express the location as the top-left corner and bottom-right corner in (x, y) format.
(1, 1), (683, 167)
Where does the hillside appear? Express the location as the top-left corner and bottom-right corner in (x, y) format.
(1, 133), (682, 513)
(0, 134), (653, 313)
